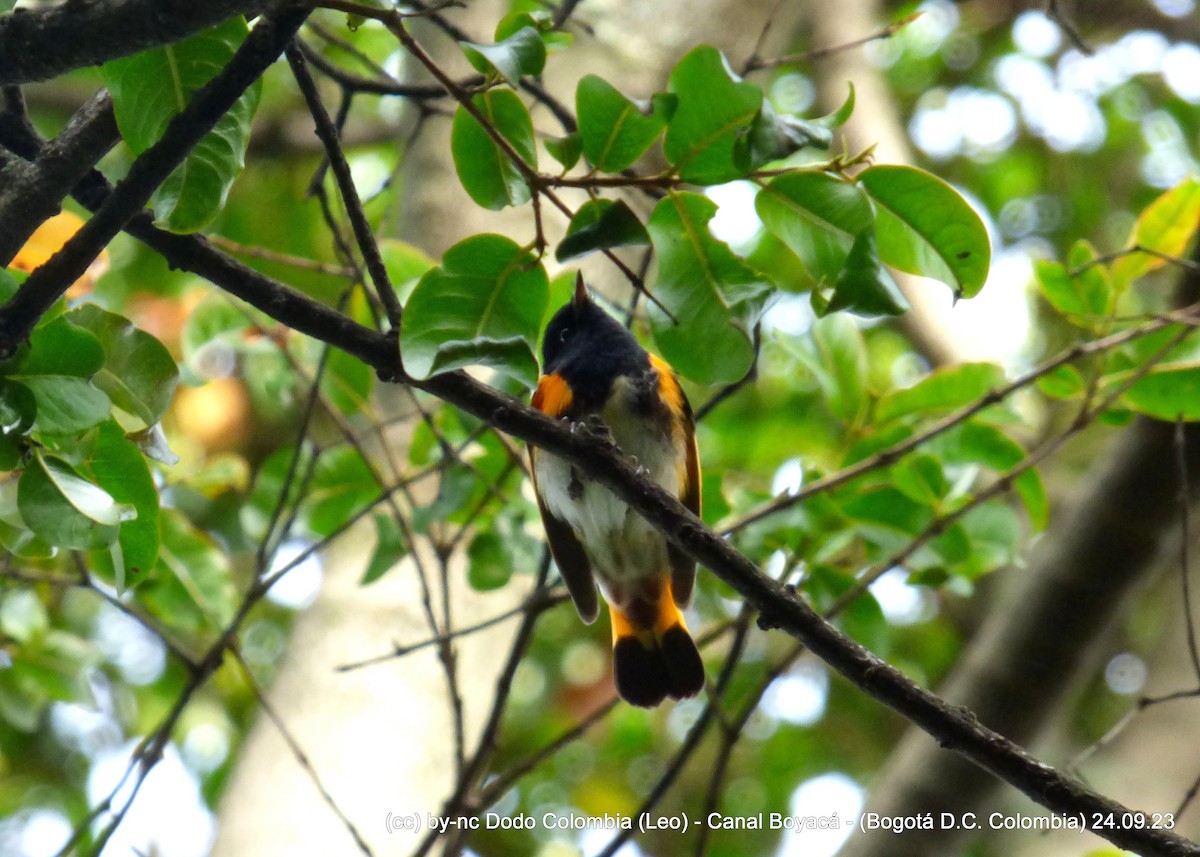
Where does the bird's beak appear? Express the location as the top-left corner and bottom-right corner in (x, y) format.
(573, 272), (589, 311)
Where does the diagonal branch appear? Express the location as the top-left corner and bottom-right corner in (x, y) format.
(0, 3), (311, 356)
(0, 0), (275, 85)
(0, 89), (119, 267)
(285, 41), (403, 328)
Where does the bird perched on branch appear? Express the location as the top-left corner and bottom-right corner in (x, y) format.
(530, 275), (705, 707)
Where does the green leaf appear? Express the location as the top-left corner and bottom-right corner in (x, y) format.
(11, 316), (105, 378)
(826, 230), (909, 317)
(756, 172), (874, 283)
(450, 89), (537, 210)
(380, 239), (437, 305)
(858, 165), (991, 299)
(85, 421), (160, 577)
(646, 193), (770, 385)
(144, 509), (236, 634)
(180, 291), (253, 368)
(545, 132), (583, 171)
(0, 432), (19, 470)
(0, 480), (55, 558)
(741, 99), (831, 169)
(22, 378), (110, 436)
(891, 454), (948, 505)
(412, 467), (477, 533)
(0, 591), (48, 645)
(1036, 242), (1111, 321)
(467, 530), (512, 590)
(1037, 365), (1085, 400)
(932, 421), (1048, 531)
(321, 346), (374, 416)
(401, 235), (549, 387)
(807, 566), (887, 652)
(101, 17), (260, 233)
(663, 46), (762, 184)
(362, 513), (407, 585)
(1113, 176), (1200, 288)
(788, 314), (867, 424)
(0, 379), (36, 435)
(1122, 364), (1200, 421)
(556, 199), (650, 262)
(842, 486), (929, 535)
(461, 26), (546, 85)
(0, 268), (16, 302)
(18, 454), (124, 550)
(576, 75), (669, 172)
(66, 305), (179, 426)
(307, 447), (377, 537)
(1, 316), (111, 435)
(817, 83), (856, 129)
(877, 363), (1005, 423)
(957, 501), (1021, 578)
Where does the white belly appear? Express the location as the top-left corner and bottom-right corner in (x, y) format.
(534, 377), (683, 593)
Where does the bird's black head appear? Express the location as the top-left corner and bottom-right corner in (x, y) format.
(541, 275), (648, 407)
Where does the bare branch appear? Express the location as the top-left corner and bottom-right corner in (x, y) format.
(0, 0), (276, 85)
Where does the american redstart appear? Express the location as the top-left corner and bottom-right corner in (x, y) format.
(530, 274), (705, 707)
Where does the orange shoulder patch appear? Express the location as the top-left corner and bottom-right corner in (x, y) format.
(532, 372), (574, 417)
(648, 353), (685, 418)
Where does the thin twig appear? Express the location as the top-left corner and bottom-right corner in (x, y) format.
(1177, 417), (1200, 686)
(1046, 0), (1094, 55)
(287, 42), (403, 328)
(743, 12), (923, 73)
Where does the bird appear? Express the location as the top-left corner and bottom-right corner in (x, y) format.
(529, 274), (705, 707)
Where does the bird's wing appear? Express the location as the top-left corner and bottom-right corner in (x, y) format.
(649, 355), (700, 608)
(531, 373), (600, 624)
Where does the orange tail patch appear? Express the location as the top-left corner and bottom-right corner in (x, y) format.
(610, 586), (705, 708)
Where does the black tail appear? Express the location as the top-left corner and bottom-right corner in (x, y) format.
(613, 623), (705, 708)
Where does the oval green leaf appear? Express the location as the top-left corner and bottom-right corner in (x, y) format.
(858, 165), (991, 299)
(556, 199), (650, 263)
(756, 172), (874, 283)
(400, 234), (549, 387)
(740, 99), (831, 169)
(646, 193), (770, 385)
(6, 314), (110, 434)
(86, 420), (160, 577)
(1121, 364), (1200, 421)
(788, 314), (867, 424)
(462, 25), (546, 85)
(17, 454), (124, 550)
(451, 89), (537, 210)
(66, 305), (179, 427)
(101, 17), (260, 233)
(663, 46), (762, 184)
(576, 75), (669, 172)
(877, 362), (1005, 424)
(545, 132), (583, 171)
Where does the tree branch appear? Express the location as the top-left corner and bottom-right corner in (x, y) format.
(0, 0), (276, 85)
(285, 42), (402, 328)
(0, 89), (118, 267)
(0, 3), (311, 356)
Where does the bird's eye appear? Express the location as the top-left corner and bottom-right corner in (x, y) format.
(559, 327), (572, 342)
